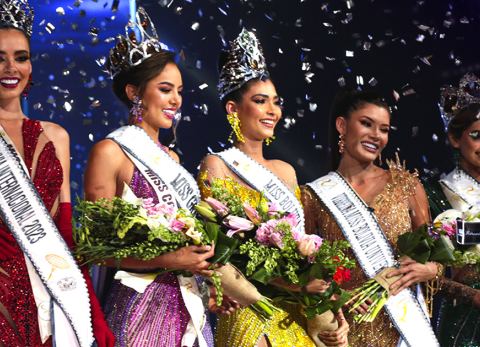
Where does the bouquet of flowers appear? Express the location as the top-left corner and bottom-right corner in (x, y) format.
(195, 177), (355, 337)
(346, 217), (459, 324)
(74, 184), (221, 293)
(194, 182), (280, 319)
(433, 209), (480, 267)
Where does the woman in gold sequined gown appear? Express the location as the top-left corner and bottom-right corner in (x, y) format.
(199, 28), (349, 347)
(301, 89), (441, 347)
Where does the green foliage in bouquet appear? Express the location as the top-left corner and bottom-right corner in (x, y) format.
(73, 197), (209, 264)
(397, 224), (456, 264)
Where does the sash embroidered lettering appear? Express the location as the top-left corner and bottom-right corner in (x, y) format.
(0, 128), (94, 347)
(308, 172), (439, 347)
(216, 147), (305, 230)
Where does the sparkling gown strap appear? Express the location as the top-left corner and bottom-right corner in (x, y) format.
(22, 118), (43, 174)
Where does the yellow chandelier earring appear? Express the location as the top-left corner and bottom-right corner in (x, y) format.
(265, 135), (276, 146)
(227, 112), (245, 143)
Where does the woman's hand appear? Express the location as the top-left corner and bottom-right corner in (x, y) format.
(208, 286), (240, 315)
(343, 298), (372, 315)
(303, 279), (331, 294)
(318, 310), (349, 347)
(155, 244), (215, 276)
(387, 256), (437, 295)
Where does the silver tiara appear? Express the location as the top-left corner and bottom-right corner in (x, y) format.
(105, 7), (164, 78)
(0, 0), (34, 37)
(217, 28), (269, 100)
(440, 73), (480, 129)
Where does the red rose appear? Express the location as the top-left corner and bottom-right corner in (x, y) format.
(332, 256), (341, 263)
(333, 266), (351, 284)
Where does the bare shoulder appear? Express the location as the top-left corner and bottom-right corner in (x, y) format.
(89, 138), (125, 160)
(269, 159), (298, 188)
(200, 153), (227, 170)
(269, 159), (296, 177)
(40, 121), (69, 145)
(199, 153), (231, 179)
(168, 149), (180, 163)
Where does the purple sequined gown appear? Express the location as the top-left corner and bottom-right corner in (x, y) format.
(104, 168), (214, 347)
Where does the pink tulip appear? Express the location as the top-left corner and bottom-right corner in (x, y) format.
(267, 202), (280, 215)
(223, 215), (254, 237)
(284, 213), (298, 228)
(292, 228), (305, 242)
(243, 203), (262, 224)
(442, 222), (456, 237)
(255, 219), (285, 248)
(170, 219), (186, 232)
(205, 197), (229, 217)
(298, 238), (316, 257)
(298, 234), (323, 257)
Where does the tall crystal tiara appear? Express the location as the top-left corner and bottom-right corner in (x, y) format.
(0, 0), (34, 37)
(440, 73), (480, 129)
(217, 28), (270, 100)
(105, 7), (164, 78)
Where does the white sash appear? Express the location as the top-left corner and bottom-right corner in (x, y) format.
(215, 147), (305, 231)
(0, 126), (93, 347)
(440, 167), (480, 212)
(307, 172), (439, 347)
(107, 125), (207, 347)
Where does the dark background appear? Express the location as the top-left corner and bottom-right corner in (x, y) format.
(27, 0), (480, 198)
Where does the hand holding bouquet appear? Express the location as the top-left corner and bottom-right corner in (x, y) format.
(194, 180), (280, 319)
(346, 219), (458, 324)
(74, 184), (213, 269)
(196, 177), (355, 343)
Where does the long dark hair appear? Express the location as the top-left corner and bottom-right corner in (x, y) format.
(328, 89), (390, 170)
(447, 103), (480, 140)
(111, 50), (176, 109)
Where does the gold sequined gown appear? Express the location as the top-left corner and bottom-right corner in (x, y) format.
(198, 172), (315, 347)
(301, 163), (419, 347)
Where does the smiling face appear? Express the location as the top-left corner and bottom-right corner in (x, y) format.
(449, 119), (480, 170)
(337, 103), (390, 164)
(129, 62), (183, 130)
(0, 29), (32, 102)
(226, 79), (282, 141)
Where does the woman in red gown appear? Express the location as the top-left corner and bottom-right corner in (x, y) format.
(0, 1), (113, 346)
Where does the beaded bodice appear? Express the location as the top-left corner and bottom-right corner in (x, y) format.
(0, 119), (63, 258)
(301, 160), (419, 347)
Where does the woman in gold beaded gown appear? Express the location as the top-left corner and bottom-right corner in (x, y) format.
(301, 89), (442, 347)
(198, 29), (349, 347)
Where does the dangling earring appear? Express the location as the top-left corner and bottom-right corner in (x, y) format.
(265, 135), (275, 146)
(378, 152), (383, 166)
(129, 96), (144, 124)
(22, 74), (33, 98)
(452, 148), (461, 166)
(227, 112), (245, 143)
(338, 134), (345, 154)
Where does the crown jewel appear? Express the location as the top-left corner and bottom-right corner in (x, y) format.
(105, 7), (165, 78)
(217, 28), (269, 100)
(0, 0), (34, 37)
(440, 73), (480, 129)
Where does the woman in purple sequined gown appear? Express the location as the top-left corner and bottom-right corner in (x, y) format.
(103, 170), (214, 347)
(83, 8), (215, 347)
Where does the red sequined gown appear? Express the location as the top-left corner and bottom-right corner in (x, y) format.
(0, 119), (63, 346)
